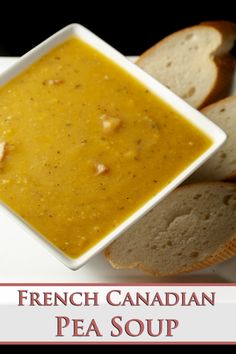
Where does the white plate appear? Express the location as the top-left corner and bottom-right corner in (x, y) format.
(0, 56), (235, 283)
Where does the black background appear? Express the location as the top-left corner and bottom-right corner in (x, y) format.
(0, 1), (236, 56)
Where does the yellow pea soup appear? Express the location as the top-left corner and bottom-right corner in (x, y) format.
(0, 37), (211, 258)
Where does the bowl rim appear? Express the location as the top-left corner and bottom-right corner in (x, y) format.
(0, 23), (227, 270)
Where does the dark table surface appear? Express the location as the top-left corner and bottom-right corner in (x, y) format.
(0, 2), (235, 57)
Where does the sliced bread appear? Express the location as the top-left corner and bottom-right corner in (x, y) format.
(188, 96), (236, 182)
(105, 183), (236, 276)
(136, 21), (236, 108)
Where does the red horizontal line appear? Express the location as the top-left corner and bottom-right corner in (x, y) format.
(0, 283), (234, 286)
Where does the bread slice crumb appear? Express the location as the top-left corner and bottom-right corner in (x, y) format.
(105, 182), (236, 276)
(136, 21), (236, 108)
(187, 95), (236, 182)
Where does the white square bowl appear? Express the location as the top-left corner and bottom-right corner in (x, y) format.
(0, 24), (227, 270)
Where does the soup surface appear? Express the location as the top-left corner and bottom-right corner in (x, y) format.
(0, 37), (211, 258)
